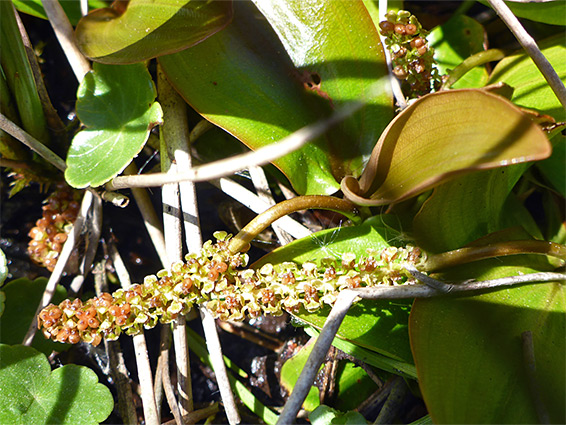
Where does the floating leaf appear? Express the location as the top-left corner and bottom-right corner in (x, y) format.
(65, 63), (162, 188)
(0, 277), (68, 355)
(0, 344), (113, 424)
(75, 0), (233, 64)
(257, 216), (414, 362)
(159, 0), (392, 195)
(488, 35), (566, 121)
(428, 15), (488, 89)
(341, 89), (551, 206)
(410, 258), (565, 424)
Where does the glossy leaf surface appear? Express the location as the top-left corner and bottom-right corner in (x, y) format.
(256, 216), (414, 362)
(75, 0), (233, 64)
(410, 259), (565, 424)
(488, 35), (566, 122)
(0, 344), (114, 424)
(65, 63), (162, 188)
(341, 89), (551, 206)
(481, 0), (566, 26)
(428, 15), (488, 89)
(0, 278), (67, 355)
(159, 0), (392, 195)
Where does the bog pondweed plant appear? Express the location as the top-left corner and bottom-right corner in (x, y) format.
(379, 10), (442, 96)
(38, 231), (424, 346)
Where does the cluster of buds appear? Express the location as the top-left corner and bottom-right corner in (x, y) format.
(38, 232), (425, 346)
(379, 10), (442, 97)
(28, 183), (80, 271)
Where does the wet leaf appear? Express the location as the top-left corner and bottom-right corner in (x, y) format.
(0, 344), (113, 424)
(257, 216), (414, 362)
(65, 63), (162, 188)
(428, 15), (488, 89)
(488, 35), (566, 121)
(341, 89), (551, 206)
(75, 0), (233, 64)
(0, 278), (68, 355)
(410, 258), (565, 424)
(159, 0), (392, 195)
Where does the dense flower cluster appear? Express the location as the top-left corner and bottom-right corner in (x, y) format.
(28, 183), (80, 271)
(38, 232), (425, 346)
(379, 10), (442, 96)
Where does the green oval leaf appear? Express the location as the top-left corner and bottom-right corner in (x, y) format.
(342, 89), (551, 206)
(0, 344), (114, 424)
(255, 216), (414, 362)
(410, 259), (565, 423)
(13, 0), (108, 26)
(65, 63), (162, 188)
(488, 35), (566, 122)
(159, 0), (392, 195)
(75, 0), (233, 64)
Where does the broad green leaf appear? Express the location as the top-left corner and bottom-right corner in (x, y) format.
(159, 0), (392, 195)
(341, 89), (551, 206)
(280, 339), (321, 412)
(428, 15), (488, 89)
(0, 278), (68, 355)
(488, 35), (566, 121)
(481, 0), (566, 26)
(12, 0), (107, 26)
(410, 258), (565, 424)
(333, 362), (378, 412)
(0, 344), (113, 424)
(65, 63), (162, 188)
(256, 216), (414, 362)
(538, 133), (566, 198)
(412, 164), (532, 252)
(75, 0), (233, 64)
(310, 405), (368, 425)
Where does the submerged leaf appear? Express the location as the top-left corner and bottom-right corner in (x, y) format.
(65, 63), (162, 188)
(76, 0), (233, 64)
(341, 89), (551, 206)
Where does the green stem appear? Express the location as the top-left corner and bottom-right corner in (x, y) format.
(228, 196), (361, 254)
(423, 240), (566, 272)
(441, 49), (506, 90)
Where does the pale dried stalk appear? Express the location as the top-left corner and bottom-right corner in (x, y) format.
(22, 190), (94, 345)
(40, 0), (90, 81)
(110, 242), (159, 425)
(487, 0), (566, 109)
(106, 101), (362, 190)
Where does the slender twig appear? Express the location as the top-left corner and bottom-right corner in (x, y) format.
(228, 196), (361, 254)
(278, 271), (565, 423)
(125, 162), (169, 268)
(161, 404), (220, 425)
(521, 331), (550, 424)
(199, 307), (241, 425)
(0, 158), (31, 169)
(423, 240), (566, 272)
(373, 377), (407, 424)
(159, 69), (194, 417)
(249, 166), (294, 246)
(188, 119), (214, 144)
(40, 0), (91, 81)
(105, 101), (363, 190)
(159, 329), (185, 425)
(110, 243), (160, 425)
(22, 190), (94, 345)
(487, 0), (566, 109)
(209, 177), (312, 240)
(0, 113), (66, 171)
